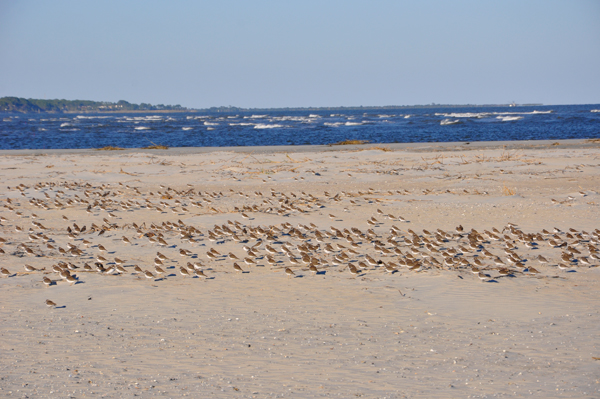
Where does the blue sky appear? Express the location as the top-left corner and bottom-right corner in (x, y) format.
(1, 1), (599, 108)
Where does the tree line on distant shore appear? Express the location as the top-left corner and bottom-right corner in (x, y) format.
(0, 97), (187, 113)
(1, 96), (543, 114)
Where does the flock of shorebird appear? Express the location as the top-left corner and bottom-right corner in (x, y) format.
(1, 180), (599, 308)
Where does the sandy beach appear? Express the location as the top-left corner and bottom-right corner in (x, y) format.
(1, 140), (600, 398)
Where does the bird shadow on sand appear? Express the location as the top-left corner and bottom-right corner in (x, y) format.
(316, 271), (327, 275)
(54, 305), (67, 309)
(485, 279), (500, 283)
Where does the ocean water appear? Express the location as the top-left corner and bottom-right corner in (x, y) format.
(1, 104), (599, 150)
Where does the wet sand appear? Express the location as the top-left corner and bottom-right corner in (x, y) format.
(1, 141), (600, 397)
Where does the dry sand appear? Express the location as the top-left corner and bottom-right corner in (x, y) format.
(1, 140), (600, 398)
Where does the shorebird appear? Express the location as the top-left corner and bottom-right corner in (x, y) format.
(348, 264), (359, 276)
(285, 267), (295, 278)
(179, 248), (192, 257)
(179, 267), (190, 277)
(45, 299), (57, 308)
(365, 255), (378, 266)
(24, 264), (37, 272)
(66, 275), (78, 285)
(384, 263), (397, 274)
(497, 268), (511, 277)
(579, 257), (591, 266)
(233, 263), (244, 273)
(195, 269), (207, 279)
(42, 277), (52, 287)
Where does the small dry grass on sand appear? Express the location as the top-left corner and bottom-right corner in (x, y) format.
(95, 146), (125, 151)
(331, 139), (370, 145)
(502, 184), (516, 196)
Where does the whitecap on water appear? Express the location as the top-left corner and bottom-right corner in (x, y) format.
(246, 115), (268, 119)
(497, 116), (523, 122)
(134, 126), (150, 130)
(440, 119), (461, 126)
(75, 115), (112, 119)
(436, 112), (491, 119)
(254, 124), (283, 129)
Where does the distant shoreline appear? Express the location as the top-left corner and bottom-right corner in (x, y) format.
(1, 96), (547, 114)
(62, 109), (196, 114)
